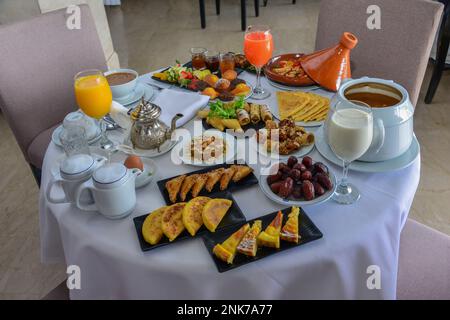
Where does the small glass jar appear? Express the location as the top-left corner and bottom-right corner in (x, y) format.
(190, 47), (207, 70)
(205, 50), (220, 73)
(59, 125), (90, 157)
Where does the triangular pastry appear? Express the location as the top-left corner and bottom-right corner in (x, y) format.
(213, 223), (250, 264)
(191, 174), (209, 198)
(237, 220), (262, 257)
(165, 175), (186, 203)
(257, 211), (283, 249)
(205, 168), (225, 192)
(232, 165), (253, 183)
(281, 206), (300, 243)
(219, 166), (237, 191)
(179, 174), (198, 201)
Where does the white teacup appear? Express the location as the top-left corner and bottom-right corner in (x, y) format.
(46, 154), (107, 204)
(104, 68), (139, 102)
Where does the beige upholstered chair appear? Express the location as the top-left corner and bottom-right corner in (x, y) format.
(0, 4), (106, 183)
(315, 0), (443, 106)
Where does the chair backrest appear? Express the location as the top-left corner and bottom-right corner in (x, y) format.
(315, 0), (443, 106)
(0, 4), (107, 160)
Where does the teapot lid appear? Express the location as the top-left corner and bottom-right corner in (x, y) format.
(130, 98), (161, 122)
(60, 154), (94, 177)
(93, 163), (127, 187)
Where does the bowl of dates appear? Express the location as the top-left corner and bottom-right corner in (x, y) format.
(260, 156), (336, 206)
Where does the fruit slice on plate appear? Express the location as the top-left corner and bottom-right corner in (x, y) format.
(142, 206), (167, 245)
(237, 220), (262, 257)
(182, 196), (211, 236)
(213, 223), (250, 264)
(161, 202), (187, 241)
(202, 198), (233, 232)
(281, 206), (300, 243)
(257, 210), (283, 249)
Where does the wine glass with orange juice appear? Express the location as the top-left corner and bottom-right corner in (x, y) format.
(244, 25), (274, 100)
(74, 69), (114, 151)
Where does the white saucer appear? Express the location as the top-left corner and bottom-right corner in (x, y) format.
(114, 82), (155, 106)
(116, 139), (179, 158)
(315, 127), (420, 173)
(52, 125), (101, 147)
(259, 161), (337, 206)
(109, 151), (157, 189)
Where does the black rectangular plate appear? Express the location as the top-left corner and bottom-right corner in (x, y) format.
(202, 207), (323, 273)
(133, 191), (246, 252)
(202, 118), (265, 138)
(151, 61), (244, 88)
(156, 162), (258, 205)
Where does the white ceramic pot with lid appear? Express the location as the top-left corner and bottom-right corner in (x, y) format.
(329, 77), (414, 162)
(74, 163), (141, 219)
(46, 154), (106, 204)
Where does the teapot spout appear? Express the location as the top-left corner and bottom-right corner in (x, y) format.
(168, 113), (183, 136)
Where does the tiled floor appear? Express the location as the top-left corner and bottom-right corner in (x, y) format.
(0, 0), (448, 299)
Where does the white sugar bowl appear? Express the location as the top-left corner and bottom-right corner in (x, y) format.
(74, 163), (141, 219)
(46, 154), (106, 204)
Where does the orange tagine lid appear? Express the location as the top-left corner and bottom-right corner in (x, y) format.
(300, 32), (358, 92)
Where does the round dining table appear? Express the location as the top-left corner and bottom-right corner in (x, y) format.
(39, 70), (420, 299)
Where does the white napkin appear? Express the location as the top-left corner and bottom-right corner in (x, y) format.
(153, 89), (210, 127)
(109, 101), (132, 129)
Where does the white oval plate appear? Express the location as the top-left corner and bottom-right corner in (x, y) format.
(173, 130), (236, 167)
(249, 133), (314, 160)
(259, 161), (337, 206)
(315, 127), (420, 173)
(52, 125), (101, 147)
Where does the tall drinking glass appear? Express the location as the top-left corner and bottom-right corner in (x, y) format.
(244, 25), (273, 100)
(74, 70), (114, 152)
(326, 101), (373, 204)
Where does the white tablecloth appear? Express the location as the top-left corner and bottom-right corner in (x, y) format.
(39, 72), (421, 299)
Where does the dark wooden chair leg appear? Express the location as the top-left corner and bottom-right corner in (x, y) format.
(293, 0), (296, 4)
(199, 0), (206, 29)
(30, 163), (42, 187)
(241, 0), (247, 31)
(425, 5), (449, 104)
(255, 0), (259, 17)
(263, 0), (268, 6)
(216, 0), (220, 15)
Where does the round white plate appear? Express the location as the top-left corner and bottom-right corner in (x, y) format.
(249, 134), (314, 160)
(315, 127), (420, 173)
(52, 125), (101, 147)
(109, 151), (157, 189)
(259, 161), (337, 206)
(173, 130), (236, 166)
(116, 139), (178, 158)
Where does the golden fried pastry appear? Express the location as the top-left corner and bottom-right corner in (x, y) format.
(142, 206), (167, 245)
(166, 175), (186, 203)
(281, 206), (300, 243)
(179, 174), (198, 201)
(161, 202), (186, 242)
(205, 168), (225, 192)
(202, 198), (233, 232)
(220, 166), (237, 191)
(257, 211), (283, 249)
(237, 220), (262, 257)
(232, 165), (253, 183)
(182, 196), (211, 236)
(213, 223), (250, 264)
(191, 174), (209, 198)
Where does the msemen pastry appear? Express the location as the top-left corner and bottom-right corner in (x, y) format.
(205, 168), (225, 192)
(237, 220), (262, 257)
(281, 206), (300, 243)
(142, 206), (167, 245)
(213, 223), (250, 264)
(179, 174), (199, 201)
(257, 211), (283, 249)
(191, 174), (209, 198)
(202, 198), (233, 232)
(220, 166), (237, 190)
(182, 196), (211, 236)
(161, 202), (186, 241)
(166, 175), (186, 203)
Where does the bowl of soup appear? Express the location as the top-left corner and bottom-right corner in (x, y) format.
(104, 69), (138, 101)
(329, 77), (414, 162)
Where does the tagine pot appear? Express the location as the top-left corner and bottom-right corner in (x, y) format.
(300, 32), (358, 91)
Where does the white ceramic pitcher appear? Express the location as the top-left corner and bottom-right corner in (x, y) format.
(74, 163), (141, 219)
(46, 154), (106, 204)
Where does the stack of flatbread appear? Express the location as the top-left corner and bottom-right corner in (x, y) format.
(277, 91), (330, 122)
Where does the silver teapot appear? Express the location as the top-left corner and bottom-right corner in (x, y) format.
(129, 98), (183, 152)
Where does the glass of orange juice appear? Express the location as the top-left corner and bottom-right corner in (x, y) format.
(74, 69), (114, 151)
(243, 25), (274, 99)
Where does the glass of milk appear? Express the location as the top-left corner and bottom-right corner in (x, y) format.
(326, 100), (373, 204)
